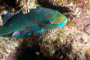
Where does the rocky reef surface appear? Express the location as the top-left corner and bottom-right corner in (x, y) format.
(0, 0), (90, 60)
(39, 24), (90, 60)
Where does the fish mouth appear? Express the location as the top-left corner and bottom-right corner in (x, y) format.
(58, 17), (67, 28)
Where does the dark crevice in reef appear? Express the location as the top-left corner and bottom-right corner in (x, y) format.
(15, 35), (58, 60)
(37, 0), (71, 13)
(0, 0), (20, 12)
(16, 46), (52, 60)
(0, 0), (16, 7)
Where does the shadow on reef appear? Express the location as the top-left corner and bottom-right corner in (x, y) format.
(15, 34), (58, 60)
(37, 0), (71, 14)
(15, 46), (56, 60)
(14, 33), (74, 60)
(2, 33), (12, 38)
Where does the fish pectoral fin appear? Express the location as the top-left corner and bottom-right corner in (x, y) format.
(12, 30), (32, 38)
(25, 26), (42, 30)
(34, 30), (46, 34)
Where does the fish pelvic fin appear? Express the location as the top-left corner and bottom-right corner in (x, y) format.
(12, 30), (32, 38)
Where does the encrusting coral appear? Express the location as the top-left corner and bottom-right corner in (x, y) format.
(39, 23), (90, 60)
(16, 0), (38, 14)
(48, 0), (90, 18)
(0, 36), (21, 60)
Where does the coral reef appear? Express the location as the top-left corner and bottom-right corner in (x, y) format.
(70, 17), (90, 31)
(84, 24), (90, 35)
(0, 0), (38, 13)
(48, 0), (90, 18)
(16, 0), (38, 14)
(0, 0), (90, 60)
(39, 24), (90, 60)
(0, 36), (21, 60)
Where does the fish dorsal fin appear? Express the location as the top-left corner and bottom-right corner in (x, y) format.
(2, 12), (15, 25)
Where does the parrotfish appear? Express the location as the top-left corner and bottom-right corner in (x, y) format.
(1, 7), (67, 37)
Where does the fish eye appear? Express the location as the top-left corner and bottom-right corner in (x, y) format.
(45, 20), (52, 24)
(48, 20), (51, 23)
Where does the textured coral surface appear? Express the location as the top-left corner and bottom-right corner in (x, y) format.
(39, 25), (90, 60)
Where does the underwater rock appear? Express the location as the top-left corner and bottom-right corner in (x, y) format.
(16, 0), (38, 14)
(0, 0), (38, 13)
(7, 48), (17, 60)
(70, 17), (90, 31)
(39, 25), (90, 60)
(84, 24), (90, 36)
(0, 0), (20, 13)
(48, 0), (90, 18)
(0, 36), (23, 60)
(0, 16), (3, 26)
